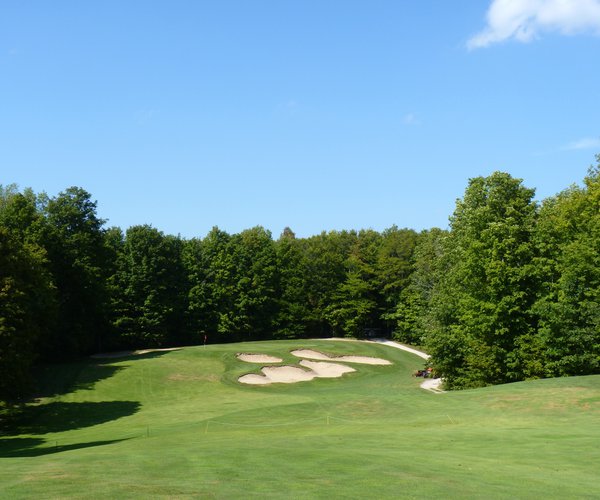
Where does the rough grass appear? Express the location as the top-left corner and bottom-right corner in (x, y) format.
(1, 340), (599, 499)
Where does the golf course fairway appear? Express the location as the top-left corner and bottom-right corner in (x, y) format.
(1, 339), (599, 499)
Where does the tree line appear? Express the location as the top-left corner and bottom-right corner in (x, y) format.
(1, 157), (598, 400)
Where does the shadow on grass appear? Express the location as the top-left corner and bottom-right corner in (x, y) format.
(0, 436), (132, 458)
(32, 349), (177, 400)
(93, 349), (181, 362)
(32, 362), (124, 399)
(6, 400), (141, 435)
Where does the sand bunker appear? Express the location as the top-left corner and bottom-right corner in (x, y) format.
(239, 360), (356, 385)
(239, 365), (315, 385)
(237, 353), (283, 363)
(291, 349), (391, 366)
(421, 377), (444, 393)
(299, 359), (356, 377)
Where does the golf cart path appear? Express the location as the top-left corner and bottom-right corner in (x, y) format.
(325, 337), (444, 393)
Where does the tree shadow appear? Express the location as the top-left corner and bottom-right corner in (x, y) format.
(93, 349), (182, 362)
(0, 436), (132, 457)
(32, 349), (178, 400)
(6, 400), (141, 435)
(32, 361), (124, 399)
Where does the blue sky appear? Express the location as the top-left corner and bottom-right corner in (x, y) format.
(2, 1), (599, 238)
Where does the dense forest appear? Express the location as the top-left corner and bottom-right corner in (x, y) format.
(1, 158), (599, 401)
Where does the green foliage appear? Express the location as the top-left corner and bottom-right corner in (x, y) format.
(426, 172), (538, 388)
(274, 228), (311, 338)
(384, 228), (443, 344)
(325, 230), (382, 337)
(110, 225), (186, 348)
(38, 187), (111, 358)
(0, 228), (54, 400)
(183, 227), (231, 341)
(184, 226), (279, 342)
(223, 226), (279, 339)
(2, 156), (600, 400)
(301, 231), (356, 336)
(534, 162), (600, 376)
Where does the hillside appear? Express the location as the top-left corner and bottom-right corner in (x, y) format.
(1, 340), (599, 499)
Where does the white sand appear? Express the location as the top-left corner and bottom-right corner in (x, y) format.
(291, 349), (391, 365)
(420, 377), (444, 393)
(239, 365), (316, 385)
(299, 360), (356, 377)
(237, 353), (283, 363)
(262, 365), (316, 383)
(238, 360), (356, 385)
(237, 373), (273, 385)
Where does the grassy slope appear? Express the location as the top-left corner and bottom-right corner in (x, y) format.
(1, 340), (599, 499)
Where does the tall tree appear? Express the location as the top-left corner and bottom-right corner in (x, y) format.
(375, 226), (419, 340)
(426, 172), (538, 388)
(221, 227), (279, 340)
(0, 186), (45, 244)
(39, 187), (110, 358)
(111, 225), (186, 348)
(274, 228), (311, 338)
(302, 231), (356, 336)
(0, 228), (55, 400)
(184, 227), (233, 342)
(389, 228), (446, 345)
(534, 161), (600, 376)
(325, 229), (382, 337)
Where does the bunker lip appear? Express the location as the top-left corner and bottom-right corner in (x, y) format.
(290, 349), (391, 365)
(237, 353), (283, 363)
(238, 359), (356, 385)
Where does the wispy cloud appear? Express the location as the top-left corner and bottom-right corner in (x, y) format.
(468, 0), (600, 49)
(285, 99), (299, 110)
(562, 136), (600, 150)
(275, 99), (301, 117)
(134, 108), (158, 125)
(402, 113), (418, 125)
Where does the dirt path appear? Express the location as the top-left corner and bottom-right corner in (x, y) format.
(367, 338), (430, 359)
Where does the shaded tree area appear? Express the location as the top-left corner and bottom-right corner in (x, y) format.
(533, 165), (600, 377)
(1, 156), (600, 401)
(388, 228), (446, 345)
(38, 188), (112, 359)
(0, 227), (54, 400)
(274, 227), (311, 339)
(109, 225), (186, 349)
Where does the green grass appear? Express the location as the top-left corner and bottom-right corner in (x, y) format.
(1, 339), (599, 499)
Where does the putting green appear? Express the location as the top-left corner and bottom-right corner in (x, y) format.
(1, 339), (599, 499)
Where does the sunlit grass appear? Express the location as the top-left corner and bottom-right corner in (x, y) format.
(1, 340), (599, 498)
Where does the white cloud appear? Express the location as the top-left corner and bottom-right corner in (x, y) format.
(134, 108), (158, 125)
(468, 0), (600, 49)
(275, 99), (300, 116)
(403, 113), (417, 125)
(562, 136), (600, 150)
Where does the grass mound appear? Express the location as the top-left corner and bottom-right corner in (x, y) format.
(1, 339), (599, 498)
